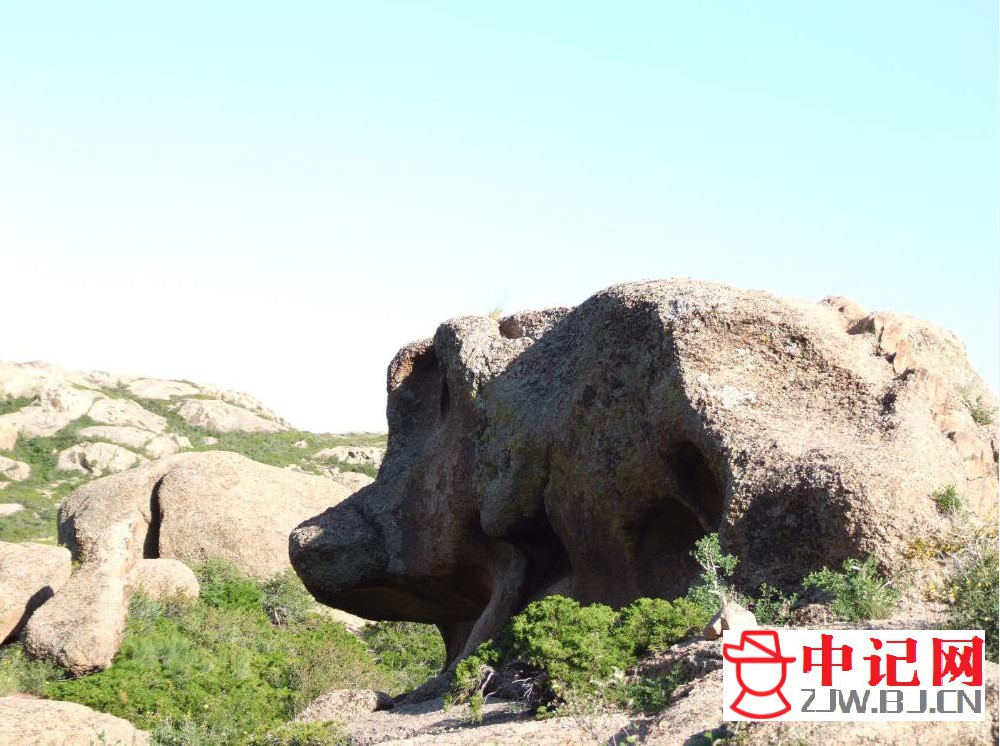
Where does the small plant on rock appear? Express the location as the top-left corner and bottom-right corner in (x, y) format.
(685, 533), (747, 616)
(932, 485), (963, 516)
(959, 387), (997, 426)
(751, 584), (799, 626)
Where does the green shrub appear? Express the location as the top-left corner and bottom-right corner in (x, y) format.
(946, 526), (999, 662)
(932, 485), (963, 516)
(360, 621), (446, 693)
(614, 597), (708, 658)
(751, 584), (799, 626)
(196, 559), (265, 611)
(262, 570), (316, 626)
(803, 556), (901, 621)
(509, 596), (627, 693)
(0, 644), (63, 696)
(451, 594), (699, 714)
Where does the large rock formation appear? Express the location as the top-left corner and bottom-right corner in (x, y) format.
(290, 280), (999, 662)
(59, 451), (353, 578)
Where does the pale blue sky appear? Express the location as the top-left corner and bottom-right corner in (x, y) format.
(1, 2), (996, 431)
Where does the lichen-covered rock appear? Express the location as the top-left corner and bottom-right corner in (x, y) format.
(290, 279), (999, 663)
(0, 542), (72, 643)
(0, 695), (151, 745)
(23, 516), (143, 675)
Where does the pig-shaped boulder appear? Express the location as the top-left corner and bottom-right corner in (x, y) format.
(290, 279), (998, 663)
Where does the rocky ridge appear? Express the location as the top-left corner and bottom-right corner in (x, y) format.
(0, 358), (386, 545)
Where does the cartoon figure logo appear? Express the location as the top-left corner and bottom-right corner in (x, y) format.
(723, 630), (796, 719)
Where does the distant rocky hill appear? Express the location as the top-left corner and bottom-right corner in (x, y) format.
(0, 359), (386, 544)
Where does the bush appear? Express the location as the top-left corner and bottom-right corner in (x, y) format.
(614, 597), (708, 657)
(41, 562), (394, 744)
(509, 596), (627, 692)
(360, 621), (446, 693)
(262, 570), (316, 626)
(803, 556), (901, 621)
(946, 525), (999, 662)
(932, 485), (963, 516)
(196, 559), (264, 612)
(752, 584), (799, 626)
(451, 594), (700, 713)
(0, 644), (62, 696)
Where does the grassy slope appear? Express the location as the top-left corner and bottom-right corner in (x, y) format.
(0, 563), (444, 745)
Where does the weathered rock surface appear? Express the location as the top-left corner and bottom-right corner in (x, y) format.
(59, 452), (353, 578)
(0, 503), (23, 516)
(57, 442), (146, 476)
(346, 696), (628, 745)
(133, 558), (200, 602)
(0, 695), (151, 746)
(0, 421), (17, 451)
(76, 425), (155, 450)
(88, 397), (167, 432)
(702, 602), (757, 641)
(0, 541), (72, 643)
(314, 446), (385, 468)
(0, 455), (30, 482)
(326, 469), (376, 492)
(176, 398), (288, 433)
(144, 433), (192, 458)
(290, 280), (999, 662)
(126, 377), (200, 400)
(24, 516), (142, 675)
(295, 689), (393, 724)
